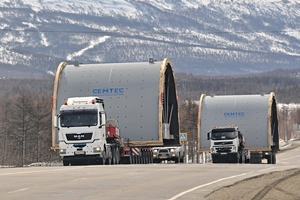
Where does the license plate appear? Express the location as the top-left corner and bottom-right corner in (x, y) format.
(74, 151), (86, 155)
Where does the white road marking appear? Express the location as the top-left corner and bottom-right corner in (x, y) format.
(8, 188), (29, 194)
(167, 173), (247, 200)
(168, 165), (288, 200)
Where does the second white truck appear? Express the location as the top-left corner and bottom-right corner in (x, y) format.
(198, 93), (279, 164)
(207, 126), (249, 163)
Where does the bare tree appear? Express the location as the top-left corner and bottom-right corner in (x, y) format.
(179, 99), (198, 163)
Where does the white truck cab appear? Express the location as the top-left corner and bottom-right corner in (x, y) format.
(207, 127), (247, 163)
(54, 97), (109, 165)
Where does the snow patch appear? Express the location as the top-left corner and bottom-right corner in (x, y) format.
(47, 71), (55, 76)
(17, 0), (139, 18)
(40, 32), (49, 47)
(67, 36), (111, 60)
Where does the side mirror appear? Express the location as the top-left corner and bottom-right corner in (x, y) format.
(207, 132), (210, 140)
(53, 115), (59, 129)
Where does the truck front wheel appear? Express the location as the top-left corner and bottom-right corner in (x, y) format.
(63, 158), (71, 166)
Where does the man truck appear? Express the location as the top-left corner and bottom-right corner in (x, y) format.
(198, 93), (279, 164)
(52, 58), (180, 165)
(54, 96), (125, 165)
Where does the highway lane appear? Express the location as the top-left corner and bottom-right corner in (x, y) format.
(0, 141), (299, 200)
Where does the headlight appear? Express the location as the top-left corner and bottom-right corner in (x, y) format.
(153, 149), (158, 153)
(211, 147), (217, 153)
(60, 149), (66, 154)
(232, 146), (237, 152)
(93, 147), (101, 152)
(170, 148), (175, 152)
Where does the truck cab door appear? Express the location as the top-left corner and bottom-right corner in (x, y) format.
(99, 112), (106, 128)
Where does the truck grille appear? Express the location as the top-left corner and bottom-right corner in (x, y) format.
(214, 141), (233, 145)
(216, 147), (232, 153)
(66, 132), (93, 141)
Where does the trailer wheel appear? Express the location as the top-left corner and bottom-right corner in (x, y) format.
(267, 152), (276, 164)
(267, 154), (272, 164)
(239, 154), (243, 164)
(235, 153), (240, 163)
(250, 152), (262, 164)
(115, 147), (120, 164)
(271, 152), (276, 164)
(111, 146), (119, 165)
(245, 158), (250, 163)
(120, 156), (130, 164)
(146, 150), (149, 164)
(106, 152), (112, 165)
(180, 155), (184, 163)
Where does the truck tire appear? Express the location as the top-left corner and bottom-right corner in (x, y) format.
(239, 153), (243, 164)
(272, 152), (276, 164)
(267, 152), (277, 164)
(212, 157), (220, 163)
(111, 146), (120, 165)
(174, 156), (179, 163)
(145, 150), (151, 164)
(115, 147), (120, 164)
(250, 152), (262, 164)
(180, 154), (184, 163)
(120, 156), (130, 164)
(63, 159), (70, 166)
(212, 155), (222, 163)
(235, 153), (240, 163)
(101, 151), (106, 165)
(267, 154), (272, 164)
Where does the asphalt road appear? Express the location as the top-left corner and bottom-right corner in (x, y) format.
(0, 141), (299, 200)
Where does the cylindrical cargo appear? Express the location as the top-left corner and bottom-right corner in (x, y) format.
(197, 93), (279, 152)
(52, 58), (179, 149)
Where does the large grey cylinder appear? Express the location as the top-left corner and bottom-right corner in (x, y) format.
(52, 58), (179, 149)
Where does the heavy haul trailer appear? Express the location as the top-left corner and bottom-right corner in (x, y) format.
(52, 58), (180, 164)
(198, 93), (279, 164)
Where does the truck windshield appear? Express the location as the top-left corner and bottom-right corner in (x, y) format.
(60, 109), (98, 127)
(211, 131), (237, 140)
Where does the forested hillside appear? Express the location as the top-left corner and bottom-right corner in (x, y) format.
(0, 69), (299, 166)
(176, 69), (300, 103)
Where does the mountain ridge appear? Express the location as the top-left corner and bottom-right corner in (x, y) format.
(0, 0), (299, 78)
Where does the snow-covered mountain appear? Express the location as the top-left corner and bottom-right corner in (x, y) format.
(0, 0), (299, 78)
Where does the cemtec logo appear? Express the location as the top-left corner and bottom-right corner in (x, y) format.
(93, 88), (124, 96)
(224, 112), (245, 118)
